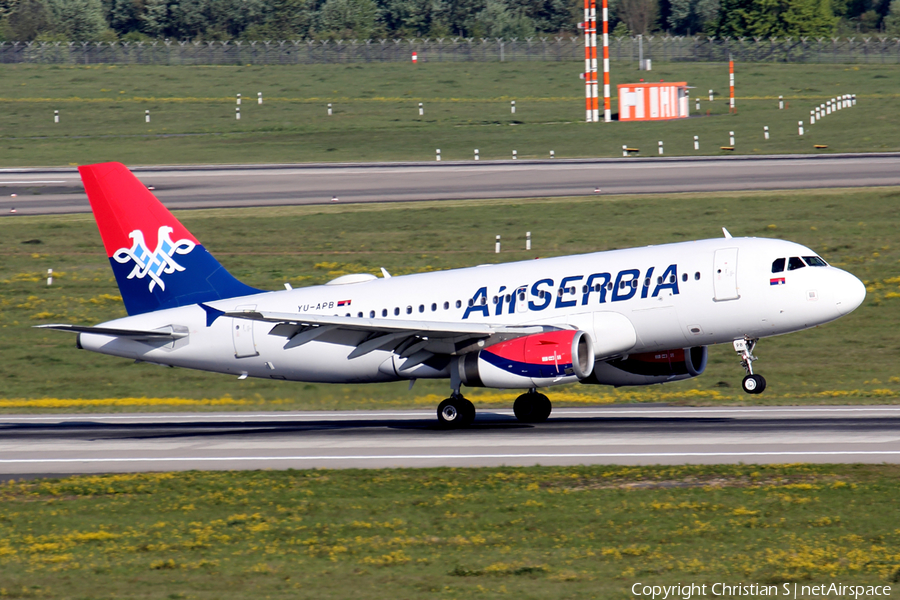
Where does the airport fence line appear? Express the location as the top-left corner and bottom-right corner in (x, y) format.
(2, 36), (900, 66)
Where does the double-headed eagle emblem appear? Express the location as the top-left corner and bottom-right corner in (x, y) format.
(113, 226), (196, 292)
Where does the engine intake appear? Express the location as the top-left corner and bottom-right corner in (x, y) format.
(583, 346), (708, 387)
(460, 329), (594, 389)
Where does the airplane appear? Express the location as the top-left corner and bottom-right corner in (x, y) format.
(39, 162), (867, 427)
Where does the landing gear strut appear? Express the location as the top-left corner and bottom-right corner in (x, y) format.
(513, 389), (552, 423)
(437, 394), (475, 428)
(734, 338), (766, 394)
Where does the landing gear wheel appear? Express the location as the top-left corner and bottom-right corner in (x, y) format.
(437, 397), (475, 428)
(742, 374), (767, 395)
(513, 392), (552, 423)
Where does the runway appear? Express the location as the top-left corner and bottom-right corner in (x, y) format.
(2, 153), (900, 215)
(2, 405), (899, 476)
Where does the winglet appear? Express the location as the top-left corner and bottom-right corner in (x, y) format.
(199, 303), (225, 327)
(722, 227), (733, 239)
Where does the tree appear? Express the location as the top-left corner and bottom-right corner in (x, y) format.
(468, 0), (537, 38)
(668, 0), (719, 34)
(717, 0), (837, 37)
(45, 0), (109, 38)
(6, 0), (51, 39)
(318, 0), (379, 38)
(139, 0), (167, 37)
(618, 0), (658, 34)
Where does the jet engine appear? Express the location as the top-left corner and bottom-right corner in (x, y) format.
(583, 346), (708, 387)
(458, 329), (594, 389)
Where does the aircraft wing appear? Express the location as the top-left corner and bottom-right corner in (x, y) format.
(221, 309), (548, 360)
(35, 324), (188, 341)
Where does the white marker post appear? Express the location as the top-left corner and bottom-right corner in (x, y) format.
(495, 235), (501, 254)
(729, 131), (735, 146)
(694, 135), (699, 150)
(764, 126), (769, 140)
(145, 109), (150, 123)
(474, 149), (479, 161)
(835, 97), (841, 110)
(47, 268), (53, 286)
(54, 110), (59, 124)
(512, 150), (517, 160)
(826, 101), (831, 115)
(852, 94), (857, 106)
(258, 92), (262, 105)
(526, 231), (531, 251)
(816, 107), (821, 120)
(810, 110), (815, 125)
(328, 103), (333, 116)
(236, 93), (241, 105)
(658, 141), (663, 155)
(695, 98), (700, 111)
(418, 102), (424, 116)
(709, 89), (713, 102)
(622, 145), (628, 157)
(550, 150), (555, 158)
(436, 149), (441, 161)
(798, 121), (804, 136)
(236, 107), (240, 120)
(511, 100), (516, 114)
(779, 95), (784, 109)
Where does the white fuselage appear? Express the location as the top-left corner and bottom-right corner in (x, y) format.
(77, 237), (865, 387)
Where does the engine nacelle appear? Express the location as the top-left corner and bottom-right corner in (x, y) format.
(583, 346), (708, 387)
(459, 329), (594, 389)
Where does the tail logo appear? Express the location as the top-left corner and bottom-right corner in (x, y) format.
(113, 226), (196, 292)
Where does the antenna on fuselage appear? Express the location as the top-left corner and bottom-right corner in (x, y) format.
(380, 267), (392, 279)
(722, 227), (733, 239)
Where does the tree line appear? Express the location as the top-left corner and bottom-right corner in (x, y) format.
(0, 0), (897, 44)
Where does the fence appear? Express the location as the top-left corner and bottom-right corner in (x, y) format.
(2, 36), (899, 65)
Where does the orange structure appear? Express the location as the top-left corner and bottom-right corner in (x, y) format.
(617, 82), (689, 121)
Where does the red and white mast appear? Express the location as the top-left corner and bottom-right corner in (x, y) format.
(601, 0), (610, 122)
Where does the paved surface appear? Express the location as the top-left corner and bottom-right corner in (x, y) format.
(2, 153), (899, 216)
(2, 405), (899, 476)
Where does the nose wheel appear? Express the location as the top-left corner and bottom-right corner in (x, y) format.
(734, 338), (766, 394)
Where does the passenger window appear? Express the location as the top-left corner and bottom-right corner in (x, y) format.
(468, 299), (474, 307)
(493, 296), (499, 304)
(431, 303), (437, 311)
(418, 305), (424, 313)
(370, 310), (375, 318)
(694, 272), (700, 280)
(456, 300), (462, 309)
(643, 278), (650, 287)
(406, 306), (413, 314)
(803, 256), (828, 267)
(788, 257), (806, 271)
(394, 307), (400, 316)
(519, 292), (525, 301)
(607, 282), (613, 291)
(443, 301), (449, 310)
(382, 309), (387, 317)
(681, 273), (688, 282)
(505, 294), (510, 302)
(771, 258), (786, 273)
(657, 276), (663, 284)
(357, 312), (363, 318)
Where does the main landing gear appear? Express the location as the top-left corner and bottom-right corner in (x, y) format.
(513, 389), (552, 423)
(734, 338), (767, 395)
(436, 388), (553, 428)
(437, 394), (476, 428)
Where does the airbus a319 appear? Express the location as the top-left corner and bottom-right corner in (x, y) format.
(40, 162), (867, 427)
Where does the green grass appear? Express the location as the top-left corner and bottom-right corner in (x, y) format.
(1, 464), (899, 598)
(1, 187), (898, 412)
(0, 62), (898, 166)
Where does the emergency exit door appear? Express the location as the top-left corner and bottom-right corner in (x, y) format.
(232, 304), (259, 358)
(713, 248), (740, 301)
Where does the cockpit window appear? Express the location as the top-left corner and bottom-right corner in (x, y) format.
(803, 256), (828, 267)
(787, 256), (806, 271)
(771, 258), (786, 273)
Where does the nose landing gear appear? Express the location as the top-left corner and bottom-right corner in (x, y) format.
(734, 338), (767, 394)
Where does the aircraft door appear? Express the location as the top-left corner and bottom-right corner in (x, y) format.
(713, 248), (740, 301)
(232, 304), (259, 358)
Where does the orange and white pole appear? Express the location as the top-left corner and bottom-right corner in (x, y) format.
(589, 0), (599, 122)
(583, 0), (593, 121)
(601, 0), (610, 122)
(729, 55), (735, 113)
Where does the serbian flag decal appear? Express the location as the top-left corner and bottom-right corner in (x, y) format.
(337, 299), (352, 307)
(770, 277), (786, 286)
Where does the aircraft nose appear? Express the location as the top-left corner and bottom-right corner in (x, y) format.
(835, 271), (866, 316)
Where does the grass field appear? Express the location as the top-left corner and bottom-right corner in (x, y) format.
(0, 62), (898, 166)
(1, 186), (898, 412)
(1, 464), (899, 598)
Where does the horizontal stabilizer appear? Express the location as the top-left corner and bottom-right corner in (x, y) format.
(35, 324), (188, 341)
